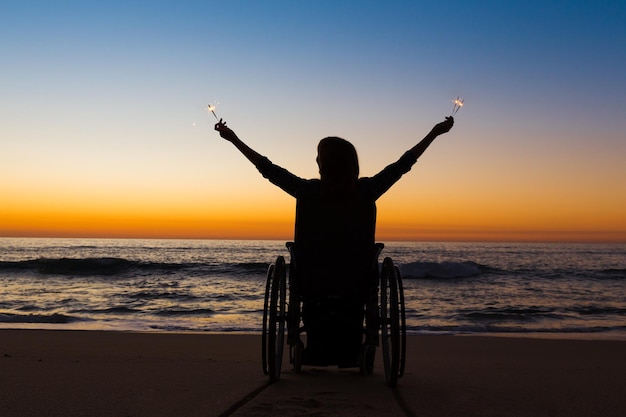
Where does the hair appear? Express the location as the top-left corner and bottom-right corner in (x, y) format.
(317, 137), (359, 191)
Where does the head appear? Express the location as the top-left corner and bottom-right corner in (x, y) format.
(316, 137), (359, 186)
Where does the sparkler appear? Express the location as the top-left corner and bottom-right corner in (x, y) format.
(207, 103), (220, 121)
(451, 96), (464, 116)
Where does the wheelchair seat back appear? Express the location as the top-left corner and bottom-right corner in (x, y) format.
(292, 192), (377, 299)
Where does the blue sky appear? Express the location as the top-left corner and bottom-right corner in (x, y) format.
(2, 0), (625, 241)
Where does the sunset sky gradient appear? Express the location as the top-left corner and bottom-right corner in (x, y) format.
(2, 1), (625, 242)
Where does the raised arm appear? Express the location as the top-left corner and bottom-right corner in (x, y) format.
(408, 116), (454, 159)
(214, 119), (264, 167)
(214, 119), (303, 197)
(367, 117), (456, 200)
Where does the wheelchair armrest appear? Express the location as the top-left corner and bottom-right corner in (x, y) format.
(286, 242), (295, 258)
(375, 242), (384, 251)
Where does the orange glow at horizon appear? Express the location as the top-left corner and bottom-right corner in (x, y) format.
(3, 135), (625, 244)
(2, 193), (625, 243)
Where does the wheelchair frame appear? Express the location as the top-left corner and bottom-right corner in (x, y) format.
(262, 242), (406, 387)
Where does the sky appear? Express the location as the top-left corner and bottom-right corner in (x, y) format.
(1, 0), (625, 243)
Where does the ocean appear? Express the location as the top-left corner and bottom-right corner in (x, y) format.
(1, 238), (625, 339)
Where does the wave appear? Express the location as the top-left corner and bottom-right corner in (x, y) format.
(0, 258), (268, 277)
(70, 306), (143, 315)
(399, 260), (483, 279)
(599, 268), (626, 279)
(155, 308), (214, 316)
(4, 257), (620, 281)
(67, 306), (215, 316)
(0, 312), (83, 324)
(147, 324), (260, 332)
(572, 305), (626, 316)
(459, 306), (562, 322)
(129, 291), (203, 301)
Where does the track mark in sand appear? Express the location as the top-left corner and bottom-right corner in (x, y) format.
(392, 389), (418, 417)
(217, 382), (273, 417)
(246, 391), (379, 416)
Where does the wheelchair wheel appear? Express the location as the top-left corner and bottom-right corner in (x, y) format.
(359, 344), (376, 376)
(292, 340), (304, 374)
(396, 265), (407, 378)
(286, 262), (303, 374)
(262, 256), (287, 382)
(261, 264), (273, 376)
(380, 257), (402, 387)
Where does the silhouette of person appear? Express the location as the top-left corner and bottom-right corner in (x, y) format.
(213, 117), (453, 208)
(214, 116), (454, 365)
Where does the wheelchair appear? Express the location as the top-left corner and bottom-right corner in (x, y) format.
(262, 241), (406, 387)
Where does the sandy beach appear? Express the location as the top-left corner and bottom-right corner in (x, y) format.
(1, 330), (625, 417)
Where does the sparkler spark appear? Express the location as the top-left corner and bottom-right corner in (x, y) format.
(451, 97), (464, 116)
(207, 104), (219, 121)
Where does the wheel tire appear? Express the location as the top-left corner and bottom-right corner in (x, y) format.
(359, 344), (376, 376)
(381, 257), (400, 387)
(261, 264), (274, 375)
(293, 341), (304, 374)
(267, 256), (287, 382)
(396, 265), (407, 378)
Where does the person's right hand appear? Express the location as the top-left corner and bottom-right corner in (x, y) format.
(430, 116), (454, 136)
(214, 119), (238, 142)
